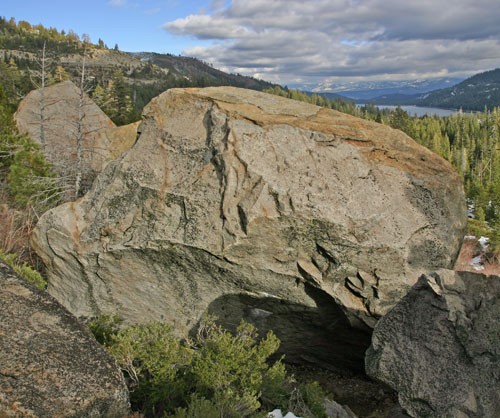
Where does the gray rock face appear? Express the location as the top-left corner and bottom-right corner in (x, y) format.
(33, 87), (466, 370)
(366, 270), (500, 418)
(0, 261), (129, 417)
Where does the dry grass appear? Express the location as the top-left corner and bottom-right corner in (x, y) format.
(454, 236), (500, 276)
(0, 189), (43, 269)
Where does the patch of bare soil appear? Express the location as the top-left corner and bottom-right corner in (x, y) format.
(454, 236), (500, 275)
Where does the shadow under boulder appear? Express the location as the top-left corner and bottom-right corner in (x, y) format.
(202, 284), (372, 373)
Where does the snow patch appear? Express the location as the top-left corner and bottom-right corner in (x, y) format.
(268, 410), (301, 418)
(471, 255), (485, 271)
(478, 236), (490, 248)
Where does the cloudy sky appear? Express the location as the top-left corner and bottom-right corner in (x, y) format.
(4, 0), (500, 90)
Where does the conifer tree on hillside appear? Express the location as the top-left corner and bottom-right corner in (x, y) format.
(106, 70), (135, 125)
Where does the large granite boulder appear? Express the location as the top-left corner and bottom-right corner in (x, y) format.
(0, 261), (129, 417)
(32, 87), (466, 369)
(15, 81), (136, 195)
(366, 270), (500, 418)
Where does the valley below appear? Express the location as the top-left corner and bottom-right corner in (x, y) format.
(356, 104), (458, 117)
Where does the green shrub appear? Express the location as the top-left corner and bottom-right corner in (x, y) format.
(87, 314), (122, 346)
(0, 133), (23, 171)
(486, 218), (500, 262)
(108, 321), (193, 416)
(0, 249), (47, 289)
(105, 316), (328, 418)
(6, 137), (62, 212)
(259, 360), (290, 411)
(297, 382), (329, 418)
(467, 217), (500, 262)
(466, 218), (489, 238)
(170, 395), (220, 418)
(190, 319), (280, 416)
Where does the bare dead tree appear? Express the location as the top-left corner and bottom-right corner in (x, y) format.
(74, 48), (87, 198)
(28, 41), (52, 151)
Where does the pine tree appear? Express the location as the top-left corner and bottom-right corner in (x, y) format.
(108, 70), (134, 125)
(53, 65), (70, 82)
(91, 84), (112, 113)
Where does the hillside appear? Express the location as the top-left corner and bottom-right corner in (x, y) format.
(419, 68), (500, 110)
(131, 52), (274, 91)
(0, 17), (276, 123)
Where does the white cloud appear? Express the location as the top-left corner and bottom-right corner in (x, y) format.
(162, 0), (500, 87)
(109, 0), (127, 6)
(164, 14), (249, 39)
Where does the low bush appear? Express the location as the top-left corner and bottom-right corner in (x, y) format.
(0, 249), (47, 289)
(6, 136), (62, 213)
(87, 314), (122, 346)
(98, 315), (327, 418)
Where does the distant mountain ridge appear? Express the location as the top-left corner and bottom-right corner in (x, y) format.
(418, 68), (500, 111)
(355, 69), (500, 110)
(295, 78), (464, 101)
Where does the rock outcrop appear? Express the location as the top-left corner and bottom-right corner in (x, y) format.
(33, 87), (466, 369)
(0, 261), (129, 417)
(15, 81), (137, 195)
(366, 270), (500, 418)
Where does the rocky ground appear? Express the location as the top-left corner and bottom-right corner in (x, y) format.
(289, 365), (400, 418)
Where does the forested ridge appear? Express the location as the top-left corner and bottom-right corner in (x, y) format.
(0, 17), (275, 126)
(365, 68), (500, 110)
(419, 68), (500, 111)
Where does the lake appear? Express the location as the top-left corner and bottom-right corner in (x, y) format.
(357, 104), (457, 117)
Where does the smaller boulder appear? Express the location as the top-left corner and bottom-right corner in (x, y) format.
(0, 261), (129, 417)
(14, 81), (137, 197)
(366, 269), (500, 418)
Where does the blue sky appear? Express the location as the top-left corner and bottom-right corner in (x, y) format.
(3, 1), (500, 90)
(2, 0), (213, 54)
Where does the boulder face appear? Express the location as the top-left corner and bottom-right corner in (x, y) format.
(15, 81), (136, 195)
(88, 121), (139, 174)
(33, 87), (466, 369)
(0, 261), (129, 417)
(366, 270), (500, 418)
